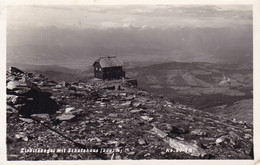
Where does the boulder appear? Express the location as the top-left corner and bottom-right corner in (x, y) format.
(9, 67), (24, 74)
(170, 124), (189, 135)
(31, 113), (51, 122)
(65, 107), (75, 113)
(103, 86), (115, 90)
(141, 116), (153, 122)
(216, 136), (226, 144)
(19, 117), (34, 123)
(138, 138), (146, 145)
(101, 98), (110, 102)
(15, 132), (29, 142)
(119, 93), (127, 97)
(120, 101), (132, 108)
(132, 101), (142, 108)
(7, 95), (19, 105)
(56, 114), (75, 121)
(109, 113), (118, 118)
(190, 129), (207, 136)
(168, 138), (206, 157)
(151, 126), (168, 138)
(7, 81), (20, 90)
(137, 91), (149, 96)
(130, 109), (143, 113)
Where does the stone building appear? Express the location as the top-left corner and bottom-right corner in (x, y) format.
(93, 56), (125, 80)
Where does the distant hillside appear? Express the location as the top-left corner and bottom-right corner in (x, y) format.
(203, 99), (253, 123)
(127, 61), (253, 122)
(7, 61), (253, 123)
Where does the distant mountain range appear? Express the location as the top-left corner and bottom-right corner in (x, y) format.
(6, 61), (253, 123)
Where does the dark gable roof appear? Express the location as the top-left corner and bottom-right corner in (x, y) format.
(93, 56), (124, 68)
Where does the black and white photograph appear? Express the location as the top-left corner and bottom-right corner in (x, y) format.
(1, 0), (259, 164)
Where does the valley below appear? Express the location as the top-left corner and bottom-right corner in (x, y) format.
(127, 61), (253, 123)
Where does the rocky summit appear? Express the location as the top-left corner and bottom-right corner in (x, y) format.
(6, 67), (253, 160)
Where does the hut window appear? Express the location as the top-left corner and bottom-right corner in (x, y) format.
(99, 68), (101, 71)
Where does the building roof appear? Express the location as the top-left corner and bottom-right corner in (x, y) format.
(93, 56), (124, 68)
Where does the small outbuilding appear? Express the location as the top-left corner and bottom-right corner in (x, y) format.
(93, 56), (125, 80)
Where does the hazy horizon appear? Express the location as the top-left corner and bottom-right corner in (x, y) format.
(7, 5), (253, 69)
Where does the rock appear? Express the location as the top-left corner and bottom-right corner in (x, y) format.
(190, 129), (206, 136)
(13, 104), (26, 110)
(137, 91), (148, 96)
(141, 116), (153, 122)
(101, 98), (110, 102)
(19, 117), (34, 123)
(170, 124), (189, 135)
(88, 137), (102, 142)
(125, 79), (138, 87)
(70, 109), (84, 115)
(6, 105), (18, 113)
(138, 138), (146, 145)
(7, 81), (20, 90)
(132, 102), (142, 108)
(38, 82), (46, 86)
(6, 135), (13, 144)
(65, 107), (75, 113)
(52, 153), (58, 159)
(31, 113), (51, 122)
(13, 87), (31, 95)
(107, 140), (119, 145)
(27, 98), (34, 101)
(119, 92), (127, 97)
(89, 91), (99, 100)
(151, 126), (168, 138)
(125, 95), (134, 100)
(7, 75), (17, 81)
(120, 101), (132, 108)
(128, 151), (135, 155)
(69, 86), (77, 91)
(168, 138), (206, 157)
(7, 95), (19, 105)
(103, 86), (115, 90)
(115, 155), (121, 160)
(130, 109), (143, 113)
(109, 113), (118, 118)
(61, 81), (70, 87)
(15, 132), (29, 142)
(244, 134), (252, 139)
(216, 136), (226, 144)
(56, 114), (75, 121)
(177, 137), (185, 141)
(9, 67), (24, 74)
(55, 84), (62, 89)
(238, 120), (244, 124)
(144, 153), (150, 157)
(228, 131), (240, 139)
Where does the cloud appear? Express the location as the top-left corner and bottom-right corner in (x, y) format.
(7, 5), (252, 31)
(32, 5), (72, 11)
(122, 17), (136, 23)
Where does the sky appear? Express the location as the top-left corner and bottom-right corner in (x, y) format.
(6, 5), (253, 69)
(7, 5), (252, 29)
